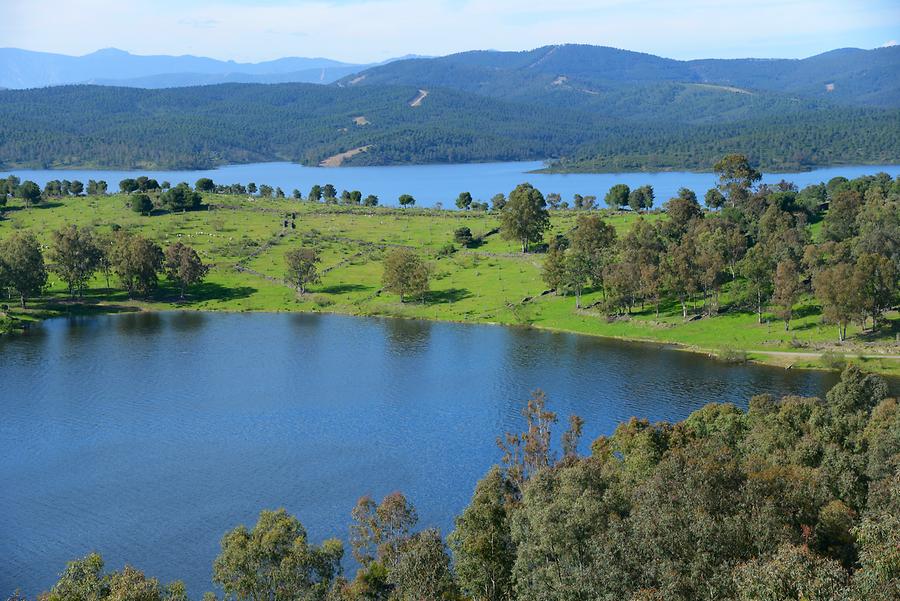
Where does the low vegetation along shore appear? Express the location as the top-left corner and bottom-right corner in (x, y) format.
(1, 156), (899, 375)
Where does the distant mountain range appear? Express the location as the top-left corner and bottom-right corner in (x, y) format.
(0, 47), (400, 88)
(0, 44), (897, 172)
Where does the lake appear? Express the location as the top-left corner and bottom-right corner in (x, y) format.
(8, 162), (900, 207)
(0, 312), (845, 596)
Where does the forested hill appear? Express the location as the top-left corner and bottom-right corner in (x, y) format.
(1, 82), (898, 172)
(340, 44), (900, 109)
(0, 83), (597, 169)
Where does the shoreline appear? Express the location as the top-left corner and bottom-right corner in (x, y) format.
(8, 300), (900, 377)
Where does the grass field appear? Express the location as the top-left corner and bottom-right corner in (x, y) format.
(1, 194), (898, 375)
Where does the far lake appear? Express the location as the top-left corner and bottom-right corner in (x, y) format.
(8, 162), (900, 207)
(0, 312), (847, 596)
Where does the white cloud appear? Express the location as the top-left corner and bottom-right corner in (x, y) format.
(882, 39), (898, 47)
(2, 0), (898, 63)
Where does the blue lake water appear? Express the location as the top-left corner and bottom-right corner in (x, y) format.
(0, 312), (846, 597)
(7, 162), (900, 207)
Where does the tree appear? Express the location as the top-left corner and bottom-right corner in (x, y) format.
(664, 190), (702, 234)
(259, 184), (274, 198)
(49, 225), (101, 298)
(714, 153), (761, 206)
(110, 233), (164, 298)
(822, 189), (862, 242)
(350, 492), (419, 568)
(164, 243), (209, 299)
(491, 193), (507, 211)
(247, 182), (257, 195)
(213, 508), (343, 601)
(605, 184), (630, 209)
(285, 247), (321, 294)
(195, 177), (215, 193)
(498, 389), (557, 486)
(398, 194), (416, 207)
(771, 260), (802, 331)
(500, 183), (550, 253)
(449, 467), (516, 601)
(454, 226), (474, 247)
(382, 248), (429, 302)
(704, 188), (726, 209)
(131, 193), (154, 215)
(570, 214), (616, 293)
(350, 190), (362, 205)
(740, 244), (775, 324)
(388, 529), (457, 601)
(119, 178), (139, 194)
(70, 180), (84, 196)
(813, 263), (862, 341)
(852, 252), (897, 330)
(628, 185), (654, 212)
(364, 194), (379, 207)
(662, 235), (699, 319)
(0, 231), (47, 308)
(541, 237), (568, 293)
(18, 180), (41, 207)
(161, 183), (201, 212)
(456, 191), (473, 210)
(564, 249), (592, 308)
(322, 184), (337, 200)
(292, 189), (302, 200)
(734, 544), (849, 601)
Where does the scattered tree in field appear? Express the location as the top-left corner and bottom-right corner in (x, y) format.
(49, 225), (101, 298)
(456, 191), (473, 210)
(247, 182), (257, 195)
(70, 180), (84, 196)
(382, 248), (429, 302)
(454, 226), (474, 247)
(213, 509), (342, 601)
(398, 194), (416, 207)
(131, 193), (154, 215)
(628, 185), (654, 211)
(322, 184), (337, 200)
(852, 252), (897, 330)
(258, 184), (274, 198)
(161, 184), (201, 212)
(771, 259), (802, 330)
(164, 243), (209, 299)
(284, 247), (321, 293)
(308, 184), (322, 202)
(500, 183), (550, 253)
(195, 178), (215, 193)
(491, 193), (508, 211)
(813, 263), (861, 341)
(119, 178), (139, 194)
(605, 184), (630, 209)
(0, 231), (47, 308)
(110, 233), (164, 298)
(18, 180), (41, 207)
(291, 188), (301, 200)
(541, 237), (568, 293)
(363, 194), (379, 207)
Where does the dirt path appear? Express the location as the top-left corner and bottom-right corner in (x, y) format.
(750, 349), (900, 360)
(409, 89), (429, 107)
(318, 145), (372, 167)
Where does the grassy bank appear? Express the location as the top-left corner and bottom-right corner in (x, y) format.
(1, 193), (898, 374)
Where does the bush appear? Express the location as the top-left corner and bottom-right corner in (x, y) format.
(717, 347), (748, 364)
(821, 350), (847, 370)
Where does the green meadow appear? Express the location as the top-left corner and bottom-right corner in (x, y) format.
(1, 194), (897, 375)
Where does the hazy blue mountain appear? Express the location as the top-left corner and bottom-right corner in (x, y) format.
(339, 44), (900, 108)
(0, 47), (367, 88)
(89, 66), (367, 88)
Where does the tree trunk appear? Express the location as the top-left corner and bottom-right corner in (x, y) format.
(575, 292), (581, 309)
(757, 288), (762, 324)
(681, 298), (687, 320)
(20, 295), (26, 309)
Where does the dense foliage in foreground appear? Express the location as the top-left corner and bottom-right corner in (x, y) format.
(21, 366), (900, 600)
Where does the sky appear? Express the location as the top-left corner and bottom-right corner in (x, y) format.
(3, 0), (899, 63)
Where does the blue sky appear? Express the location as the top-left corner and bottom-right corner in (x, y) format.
(4, 0), (899, 63)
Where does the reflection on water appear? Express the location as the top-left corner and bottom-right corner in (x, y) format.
(0, 312), (850, 596)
